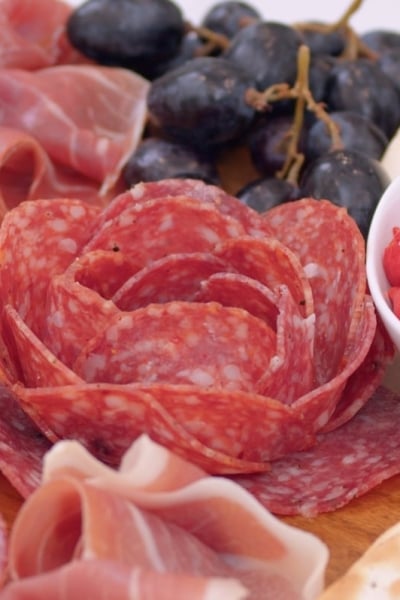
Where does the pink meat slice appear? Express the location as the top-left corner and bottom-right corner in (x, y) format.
(0, 198), (100, 336)
(195, 277), (315, 403)
(257, 286), (315, 404)
(0, 561), (249, 600)
(112, 253), (229, 310)
(0, 0), (81, 70)
(73, 301), (277, 393)
(83, 196), (246, 266)
(2, 435), (328, 599)
(69, 250), (143, 300)
(96, 179), (272, 237)
(322, 316), (394, 431)
(1, 305), (83, 387)
(0, 65), (149, 194)
(235, 387), (400, 516)
(291, 296), (378, 430)
(193, 271), (279, 328)
(0, 515), (6, 587)
(0, 385), (50, 498)
(214, 236), (314, 319)
(263, 199), (368, 384)
(0, 127), (120, 214)
(43, 271), (119, 368)
(14, 382), (313, 472)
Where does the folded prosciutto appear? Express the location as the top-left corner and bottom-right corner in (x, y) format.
(0, 178), (398, 518)
(0, 435), (329, 599)
(0, 65), (149, 210)
(0, 0), (84, 70)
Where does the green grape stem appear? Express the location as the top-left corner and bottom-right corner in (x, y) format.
(245, 45), (343, 183)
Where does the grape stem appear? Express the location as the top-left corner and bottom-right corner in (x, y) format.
(245, 45), (343, 183)
(184, 21), (230, 56)
(294, 0), (377, 61)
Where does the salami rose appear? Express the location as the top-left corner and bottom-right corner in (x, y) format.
(0, 179), (395, 515)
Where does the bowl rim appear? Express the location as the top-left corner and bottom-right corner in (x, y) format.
(366, 175), (400, 341)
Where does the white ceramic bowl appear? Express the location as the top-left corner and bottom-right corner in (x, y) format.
(367, 176), (400, 352)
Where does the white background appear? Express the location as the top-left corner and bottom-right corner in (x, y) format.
(67, 0), (399, 34)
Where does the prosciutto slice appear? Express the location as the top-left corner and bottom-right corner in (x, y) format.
(0, 435), (328, 599)
(0, 0), (84, 70)
(0, 64), (149, 198)
(0, 127), (121, 216)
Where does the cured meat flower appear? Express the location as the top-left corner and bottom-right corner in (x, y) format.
(0, 179), (394, 514)
(0, 435), (328, 599)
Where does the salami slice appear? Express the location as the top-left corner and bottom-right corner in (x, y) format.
(2, 305), (83, 387)
(291, 297), (377, 430)
(235, 387), (400, 516)
(15, 382), (314, 473)
(96, 178), (272, 237)
(193, 272), (279, 329)
(194, 278), (315, 404)
(258, 286), (315, 405)
(322, 314), (394, 431)
(0, 384), (50, 498)
(263, 199), (367, 384)
(84, 196), (246, 269)
(113, 253), (228, 310)
(0, 514), (5, 584)
(214, 236), (314, 318)
(43, 268), (119, 367)
(70, 250), (142, 300)
(14, 382), (269, 474)
(73, 302), (277, 394)
(0, 198), (100, 336)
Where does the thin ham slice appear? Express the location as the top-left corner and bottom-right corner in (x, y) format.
(0, 0), (84, 70)
(1, 435), (328, 599)
(0, 65), (149, 196)
(0, 127), (121, 216)
(0, 561), (249, 600)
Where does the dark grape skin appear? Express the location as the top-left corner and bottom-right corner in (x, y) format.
(237, 177), (300, 212)
(378, 48), (400, 93)
(361, 30), (400, 54)
(324, 58), (400, 140)
(123, 137), (219, 186)
(66, 0), (185, 79)
(223, 21), (303, 90)
(247, 114), (308, 177)
(296, 22), (346, 56)
(308, 54), (337, 103)
(304, 111), (388, 162)
(147, 56), (255, 149)
(151, 31), (204, 79)
(299, 149), (390, 238)
(201, 1), (261, 39)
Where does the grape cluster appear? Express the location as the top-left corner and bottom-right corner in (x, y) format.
(66, 0), (400, 237)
